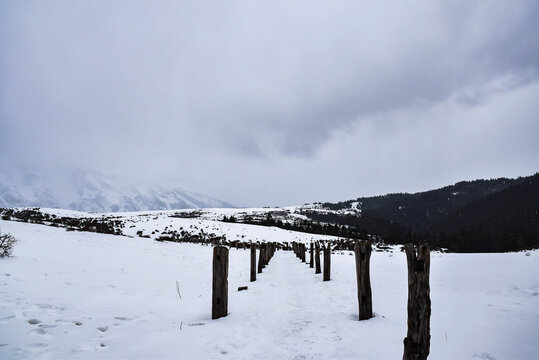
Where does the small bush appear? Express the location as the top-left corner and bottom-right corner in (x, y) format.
(0, 230), (17, 257)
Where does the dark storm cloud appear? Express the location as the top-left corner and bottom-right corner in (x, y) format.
(1, 0), (538, 206)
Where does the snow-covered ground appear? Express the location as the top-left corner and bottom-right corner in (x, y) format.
(18, 207), (349, 244)
(121, 210), (345, 245)
(1, 219), (538, 359)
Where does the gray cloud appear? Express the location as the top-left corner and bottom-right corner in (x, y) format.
(1, 0), (538, 206)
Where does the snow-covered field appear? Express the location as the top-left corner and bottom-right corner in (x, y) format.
(1, 219), (538, 359)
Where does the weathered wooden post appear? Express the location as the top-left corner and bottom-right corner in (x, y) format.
(403, 244), (431, 360)
(264, 243), (269, 266)
(323, 243), (331, 281)
(258, 244), (264, 273)
(262, 243), (267, 267)
(354, 241), (373, 320)
(212, 246), (228, 320)
(315, 242), (321, 274)
(267, 243), (271, 263)
(250, 243), (256, 282)
(309, 242), (314, 268)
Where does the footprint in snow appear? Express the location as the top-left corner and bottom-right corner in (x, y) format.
(39, 324), (57, 329)
(74, 321), (83, 326)
(27, 319), (41, 325)
(1, 315), (15, 322)
(97, 326), (109, 332)
(30, 328), (46, 336)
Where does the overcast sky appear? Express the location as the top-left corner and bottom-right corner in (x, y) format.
(1, 1), (538, 207)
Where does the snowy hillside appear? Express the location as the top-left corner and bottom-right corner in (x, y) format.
(1, 218), (538, 359)
(0, 168), (233, 212)
(0, 206), (368, 247)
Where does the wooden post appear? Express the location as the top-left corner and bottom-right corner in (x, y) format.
(354, 241), (373, 320)
(262, 243), (266, 267)
(403, 244), (431, 360)
(323, 243), (331, 281)
(258, 244), (264, 273)
(315, 242), (321, 274)
(250, 244), (256, 282)
(309, 242), (314, 268)
(212, 246), (228, 320)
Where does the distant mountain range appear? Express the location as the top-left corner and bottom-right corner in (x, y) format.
(0, 168), (233, 212)
(1, 166), (537, 251)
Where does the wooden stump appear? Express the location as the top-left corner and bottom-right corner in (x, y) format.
(257, 245), (264, 273)
(265, 243), (270, 265)
(323, 244), (331, 281)
(315, 242), (321, 274)
(265, 243), (269, 266)
(250, 244), (256, 282)
(263, 243), (268, 266)
(309, 242), (314, 268)
(354, 241), (373, 320)
(403, 244), (431, 360)
(212, 246), (229, 320)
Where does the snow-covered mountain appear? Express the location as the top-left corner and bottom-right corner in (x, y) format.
(0, 168), (233, 212)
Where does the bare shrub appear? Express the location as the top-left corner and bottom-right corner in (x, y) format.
(0, 229), (17, 257)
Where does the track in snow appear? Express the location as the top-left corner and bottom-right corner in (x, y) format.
(1, 220), (537, 359)
(205, 250), (388, 359)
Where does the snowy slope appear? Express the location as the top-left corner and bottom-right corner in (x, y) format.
(0, 168), (233, 212)
(1, 220), (538, 359)
(17, 207), (358, 245)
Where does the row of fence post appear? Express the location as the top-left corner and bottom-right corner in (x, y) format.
(214, 242), (277, 320)
(289, 240), (430, 359)
(212, 241), (430, 359)
(292, 242), (306, 262)
(292, 241), (330, 280)
(257, 242), (276, 275)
